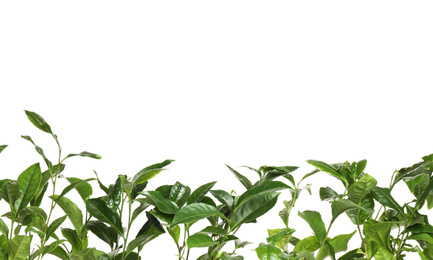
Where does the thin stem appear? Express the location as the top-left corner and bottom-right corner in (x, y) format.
(10, 218), (14, 240)
(121, 196), (132, 260)
(356, 211), (366, 246)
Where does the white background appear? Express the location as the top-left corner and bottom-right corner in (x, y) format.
(1, 1), (433, 259)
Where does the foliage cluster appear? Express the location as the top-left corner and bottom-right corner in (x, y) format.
(1, 111), (433, 259)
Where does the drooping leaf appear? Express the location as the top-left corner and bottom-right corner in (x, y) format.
(187, 181), (217, 205)
(319, 187), (339, 201)
(347, 174), (377, 204)
(14, 163), (42, 216)
(255, 242), (281, 260)
(171, 203), (226, 227)
(226, 165), (252, 189)
(86, 198), (123, 237)
(298, 210), (327, 243)
(140, 191), (179, 214)
(307, 160), (344, 184)
(86, 220), (118, 249)
(187, 233), (215, 248)
(371, 187), (404, 216)
(331, 199), (367, 221)
(210, 190), (234, 210)
(230, 192), (279, 230)
(24, 110), (53, 134)
(50, 195), (83, 235)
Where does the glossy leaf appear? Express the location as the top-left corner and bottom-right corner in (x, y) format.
(14, 163), (42, 216)
(171, 203), (226, 227)
(210, 190), (234, 209)
(107, 177), (122, 211)
(86, 198), (123, 237)
(415, 178), (433, 210)
(307, 160), (343, 182)
(140, 191), (179, 214)
(298, 210), (327, 243)
(169, 181), (190, 206)
(226, 165), (252, 189)
(230, 192), (279, 230)
(255, 242), (281, 260)
(371, 187), (404, 215)
(57, 178), (95, 202)
(187, 181), (217, 204)
(331, 199), (366, 221)
(50, 195), (83, 235)
(347, 174), (377, 204)
(24, 110), (53, 134)
(235, 181), (290, 207)
(131, 159), (174, 185)
(187, 233), (215, 248)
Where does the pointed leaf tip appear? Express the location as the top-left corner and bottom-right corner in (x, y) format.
(24, 110), (53, 134)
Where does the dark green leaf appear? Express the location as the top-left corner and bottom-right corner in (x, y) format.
(171, 203), (226, 227)
(307, 160), (343, 182)
(371, 186), (404, 215)
(230, 192), (279, 230)
(210, 190), (234, 210)
(187, 233), (215, 248)
(24, 110), (53, 134)
(320, 187), (339, 201)
(140, 191), (179, 214)
(226, 165), (252, 189)
(298, 211), (327, 243)
(107, 177), (122, 211)
(86, 198), (123, 237)
(415, 178), (433, 210)
(57, 178), (95, 202)
(86, 220), (118, 249)
(131, 203), (150, 223)
(235, 181), (290, 207)
(187, 181), (217, 204)
(131, 181), (148, 200)
(169, 181), (190, 207)
(93, 171), (109, 194)
(126, 224), (162, 257)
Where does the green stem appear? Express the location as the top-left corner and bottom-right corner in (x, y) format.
(10, 218), (14, 240)
(121, 197), (132, 260)
(318, 219), (335, 253)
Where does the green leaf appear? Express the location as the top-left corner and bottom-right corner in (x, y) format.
(46, 215), (67, 239)
(61, 228), (85, 252)
(407, 233), (433, 244)
(230, 192), (279, 230)
(86, 220), (118, 249)
(371, 187), (404, 216)
(363, 219), (393, 248)
(140, 191), (179, 214)
(9, 235), (32, 260)
(171, 203), (226, 227)
(14, 163), (42, 216)
(198, 226), (227, 236)
(126, 224), (162, 257)
(293, 236), (320, 252)
(0, 145), (7, 155)
(210, 190), (234, 210)
(107, 177), (122, 211)
(255, 242), (281, 260)
(131, 202), (150, 223)
(347, 174), (377, 204)
(319, 187), (339, 201)
(169, 181), (190, 207)
(65, 151), (102, 160)
(346, 194), (374, 225)
(226, 165), (252, 189)
(415, 178), (433, 210)
(298, 210), (327, 243)
(417, 246), (429, 260)
(187, 233), (215, 248)
(235, 181), (290, 207)
(24, 110), (53, 134)
(56, 178), (95, 202)
(86, 198), (123, 237)
(0, 218), (8, 236)
(266, 228), (296, 244)
(331, 199), (367, 221)
(338, 249), (365, 260)
(355, 160), (367, 178)
(168, 225), (180, 244)
(307, 160), (344, 183)
(50, 195), (83, 235)
(131, 159), (174, 185)
(316, 231), (356, 260)
(187, 181), (217, 204)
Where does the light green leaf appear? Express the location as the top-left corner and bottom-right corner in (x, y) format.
(198, 226), (227, 236)
(57, 178), (95, 202)
(255, 243), (281, 260)
(9, 235), (32, 260)
(0, 218), (8, 236)
(293, 236), (320, 252)
(347, 174), (377, 204)
(407, 233), (433, 244)
(415, 178), (433, 210)
(298, 211), (327, 243)
(187, 233), (215, 248)
(131, 159), (174, 185)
